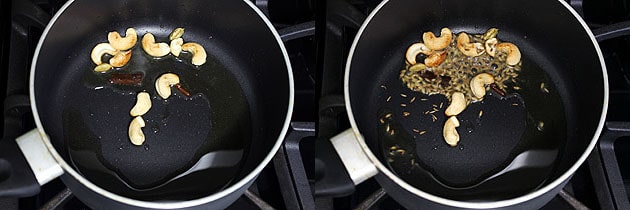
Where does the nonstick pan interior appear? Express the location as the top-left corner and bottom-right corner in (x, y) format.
(32, 0), (291, 201)
(347, 0), (605, 201)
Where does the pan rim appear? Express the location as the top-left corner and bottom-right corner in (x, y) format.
(29, 0), (294, 208)
(343, 0), (608, 208)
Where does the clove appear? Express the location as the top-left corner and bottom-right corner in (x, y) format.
(489, 83), (506, 97)
(174, 83), (191, 97)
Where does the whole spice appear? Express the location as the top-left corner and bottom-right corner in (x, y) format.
(540, 82), (550, 93)
(169, 27), (185, 40)
(174, 83), (191, 97)
(419, 70), (437, 80)
(490, 83), (507, 97)
(109, 73), (143, 85)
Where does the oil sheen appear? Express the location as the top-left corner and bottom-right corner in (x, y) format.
(62, 45), (251, 200)
(378, 56), (566, 201)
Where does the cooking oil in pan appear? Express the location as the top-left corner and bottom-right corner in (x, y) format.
(377, 57), (567, 201)
(62, 46), (252, 200)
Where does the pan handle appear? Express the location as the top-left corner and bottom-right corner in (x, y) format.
(15, 130), (64, 186)
(0, 129), (64, 197)
(330, 129), (378, 185)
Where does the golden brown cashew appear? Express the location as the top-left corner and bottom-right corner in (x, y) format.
(470, 73), (495, 100)
(109, 50), (132, 67)
(496, 42), (521, 66)
(108, 28), (137, 51)
(423, 28), (453, 51)
(181, 42), (207, 66)
(443, 116), (460, 147)
(405, 43), (433, 65)
(456, 33), (485, 57)
(424, 51), (447, 67)
(141, 33), (170, 57)
(90, 43), (117, 65)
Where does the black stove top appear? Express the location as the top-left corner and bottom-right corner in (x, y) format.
(2, 0), (630, 209)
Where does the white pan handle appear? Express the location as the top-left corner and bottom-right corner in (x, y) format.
(330, 129), (378, 185)
(16, 129), (64, 185)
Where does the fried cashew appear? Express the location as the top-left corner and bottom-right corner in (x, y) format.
(109, 50), (132, 67)
(496, 42), (521, 66)
(141, 33), (170, 57)
(445, 92), (467, 116)
(108, 28), (137, 51)
(470, 73), (495, 100)
(91, 43), (117, 65)
(170, 38), (184, 57)
(181, 42), (207, 66)
(405, 43), (433, 65)
(443, 116), (460, 147)
(423, 28), (453, 51)
(128, 116), (146, 146)
(155, 73), (180, 99)
(456, 33), (485, 57)
(424, 51), (447, 67)
(485, 38), (498, 57)
(130, 92), (152, 117)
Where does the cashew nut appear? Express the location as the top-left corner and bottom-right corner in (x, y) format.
(108, 28), (137, 51)
(129, 116), (146, 146)
(169, 27), (185, 40)
(456, 33), (485, 57)
(405, 43), (432, 65)
(91, 43), (117, 65)
(443, 116), (460, 147)
(170, 38), (183, 57)
(142, 33), (170, 57)
(181, 42), (207, 66)
(155, 73), (180, 99)
(423, 28), (453, 50)
(130, 92), (152, 117)
(496, 42), (521, 66)
(424, 51), (447, 67)
(470, 73), (495, 100)
(485, 38), (498, 57)
(445, 92), (466, 116)
(109, 50), (132, 67)
(94, 63), (113, 72)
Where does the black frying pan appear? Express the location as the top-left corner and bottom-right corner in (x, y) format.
(28, 0), (292, 205)
(345, 0), (606, 208)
